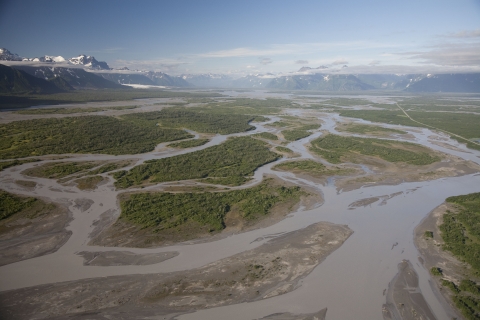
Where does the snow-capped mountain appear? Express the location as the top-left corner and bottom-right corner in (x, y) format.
(0, 48), (23, 61)
(298, 66), (328, 72)
(22, 55), (66, 63)
(68, 55), (110, 70)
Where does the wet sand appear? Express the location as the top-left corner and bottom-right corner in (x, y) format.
(382, 260), (437, 320)
(0, 222), (351, 320)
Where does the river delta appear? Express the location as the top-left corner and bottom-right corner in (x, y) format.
(1, 91), (480, 320)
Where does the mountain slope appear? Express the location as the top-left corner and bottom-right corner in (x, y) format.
(404, 74), (480, 93)
(0, 64), (67, 93)
(13, 66), (125, 89)
(267, 74), (375, 91)
(69, 55), (110, 70)
(98, 73), (156, 85)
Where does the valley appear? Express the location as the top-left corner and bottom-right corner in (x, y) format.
(1, 90), (480, 320)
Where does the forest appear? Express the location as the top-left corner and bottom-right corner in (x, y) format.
(309, 134), (440, 165)
(114, 137), (280, 188)
(168, 139), (210, 148)
(120, 180), (303, 235)
(122, 108), (256, 134)
(0, 116), (192, 159)
(440, 192), (480, 319)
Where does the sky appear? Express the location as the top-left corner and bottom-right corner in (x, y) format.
(1, 0), (480, 75)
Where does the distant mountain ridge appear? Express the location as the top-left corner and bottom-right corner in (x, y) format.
(0, 64), (68, 93)
(2, 47), (480, 92)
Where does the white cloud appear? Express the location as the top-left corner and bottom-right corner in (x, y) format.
(369, 60), (381, 66)
(259, 57), (272, 65)
(332, 58), (348, 65)
(396, 42), (480, 67)
(444, 29), (480, 38)
(295, 60), (309, 64)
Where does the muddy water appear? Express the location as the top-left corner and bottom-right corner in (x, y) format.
(1, 101), (480, 320)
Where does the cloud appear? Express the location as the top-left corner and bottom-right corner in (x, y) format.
(295, 60), (309, 64)
(259, 57), (272, 65)
(369, 60), (381, 66)
(196, 41), (401, 59)
(444, 29), (480, 38)
(112, 58), (189, 73)
(332, 58), (348, 65)
(396, 42), (480, 67)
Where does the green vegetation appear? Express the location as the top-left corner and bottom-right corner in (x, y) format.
(298, 124), (321, 131)
(339, 124), (406, 135)
(120, 180), (304, 233)
(460, 280), (480, 295)
(15, 180), (37, 188)
(0, 159), (40, 171)
(275, 146), (294, 154)
(424, 230), (434, 239)
(339, 108), (480, 150)
(0, 116), (192, 159)
(452, 296), (480, 319)
(89, 161), (132, 175)
(439, 192), (480, 319)
(168, 139), (210, 148)
(22, 162), (98, 179)
(268, 121), (293, 128)
(14, 105), (138, 115)
(0, 89), (220, 110)
(273, 160), (352, 176)
(192, 98), (295, 116)
(441, 193), (480, 273)
(123, 108), (256, 134)
(0, 190), (36, 220)
(74, 175), (104, 190)
(282, 129), (312, 141)
(442, 280), (461, 294)
(431, 267), (443, 276)
(115, 137), (279, 188)
(253, 132), (278, 140)
(309, 134), (440, 165)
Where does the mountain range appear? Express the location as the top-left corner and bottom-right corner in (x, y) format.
(1, 47), (480, 93)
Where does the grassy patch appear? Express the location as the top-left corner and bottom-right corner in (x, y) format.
(339, 109), (480, 150)
(0, 159), (40, 171)
(275, 146), (294, 154)
(114, 137), (279, 188)
(309, 134), (440, 165)
(338, 123), (406, 135)
(0, 190), (37, 220)
(0, 116), (192, 159)
(168, 139), (210, 148)
(89, 160), (133, 175)
(424, 230), (434, 239)
(282, 129), (312, 141)
(14, 105), (138, 115)
(253, 132), (278, 140)
(0, 90), (220, 110)
(267, 121), (294, 128)
(120, 179), (304, 234)
(123, 108), (256, 134)
(15, 180), (37, 188)
(273, 159), (352, 176)
(22, 162), (98, 179)
(74, 175), (104, 190)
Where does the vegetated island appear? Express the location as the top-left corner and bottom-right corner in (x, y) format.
(0, 190), (70, 266)
(91, 178), (309, 247)
(415, 192), (480, 320)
